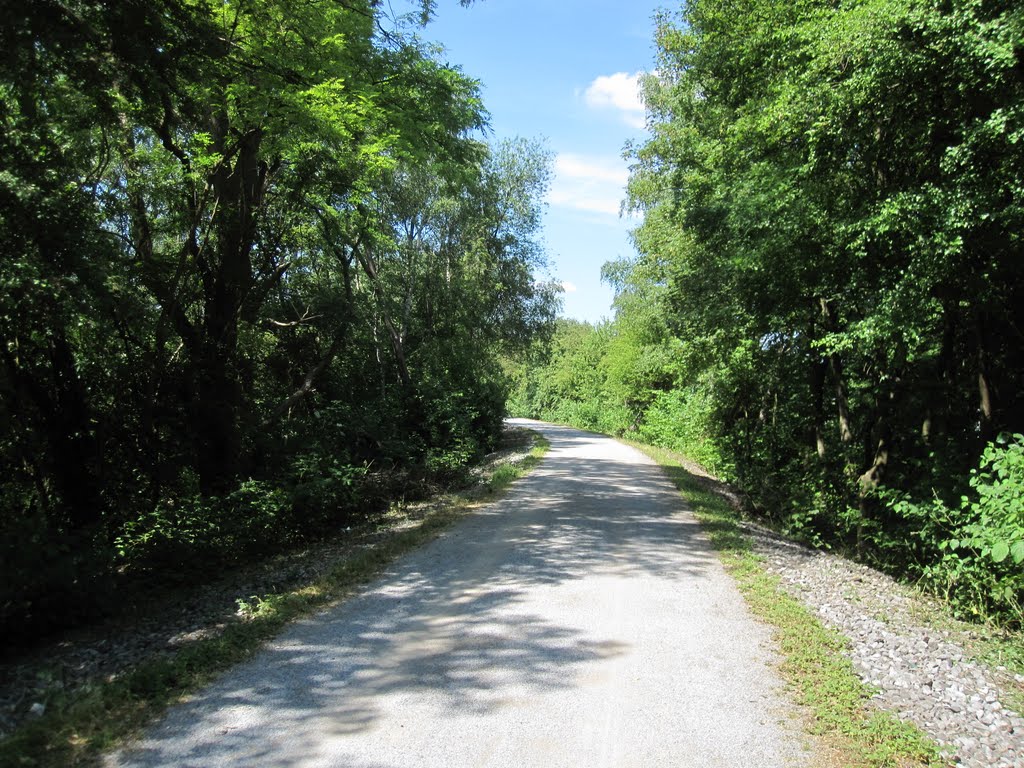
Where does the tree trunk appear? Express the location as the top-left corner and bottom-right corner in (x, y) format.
(809, 311), (827, 458)
(47, 328), (105, 530)
(1, 325), (104, 531)
(856, 389), (893, 559)
(190, 124), (268, 495)
(974, 309), (995, 443)
(812, 356), (827, 458)
(832, 357), (853, 444)
(352, 240), (412, 389)
(818, 299), (853, 444)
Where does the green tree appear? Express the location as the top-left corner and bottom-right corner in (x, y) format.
(622, 0), (1024, 619)
(519, 0), (1024, 625)
(0, 0), (557, 642)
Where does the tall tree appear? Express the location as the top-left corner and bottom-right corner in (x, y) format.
(0, 0), (561, 641)
(514, 0), (1024, 623)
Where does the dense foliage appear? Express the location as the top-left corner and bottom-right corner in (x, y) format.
(511, 0), (1024, 626)
(0, 0), (557, 645)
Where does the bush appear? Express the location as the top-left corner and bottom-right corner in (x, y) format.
(638, 386), (730, 476)
(541, 396), (631, 437)
(886, 434), (1024, 626)
(115, 479), (293, 579)
(288, 451), (368, 529)
(0, 499), (115, 644)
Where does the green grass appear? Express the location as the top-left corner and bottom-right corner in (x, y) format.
(0, 432), (549, 768)
(487, 435), (548, 493)
(635, 442), (945, 768)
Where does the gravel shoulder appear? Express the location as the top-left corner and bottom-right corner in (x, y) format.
(744, 522), (1024, 767)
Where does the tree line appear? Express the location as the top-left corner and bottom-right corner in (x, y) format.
(510, 0), (1024, 626)
(0, 0), (557, 645)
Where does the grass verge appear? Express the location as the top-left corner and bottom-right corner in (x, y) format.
(0, 432), (549, 768)
(635, 441), (945, 768)
(485, 437), (547, 493)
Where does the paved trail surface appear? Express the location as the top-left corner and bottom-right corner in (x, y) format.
(109, 420), (810, 768)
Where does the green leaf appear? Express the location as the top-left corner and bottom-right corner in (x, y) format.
(991, 541), (1009, 563)
(1010, 540), (1024, 564)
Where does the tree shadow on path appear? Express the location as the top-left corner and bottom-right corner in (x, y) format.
(112, 424), (722, 768)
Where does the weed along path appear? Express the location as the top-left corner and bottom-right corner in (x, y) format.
(108, 420), (810, 768)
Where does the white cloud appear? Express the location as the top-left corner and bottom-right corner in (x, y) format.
(584, 72), (646, 128)
(554, 155), (629, 186)
(548, 153), (630, 217)
(549, 190), (622, 216)
(585, 72), (643, 112)
(560, 281), (578, 293)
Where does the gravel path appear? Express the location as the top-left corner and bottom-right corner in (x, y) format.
(746, 525), (1024, 767)
(107, 420), (811, 768)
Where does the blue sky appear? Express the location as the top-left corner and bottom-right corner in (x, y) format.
(412, 0), (664, 324)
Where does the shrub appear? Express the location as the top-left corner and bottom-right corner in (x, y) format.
(638, 386), (730, 476)
(115, 479), (292, 579)
(288, 451), (368, 529)
(886, 434), (1024, 626)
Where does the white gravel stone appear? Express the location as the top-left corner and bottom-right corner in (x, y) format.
(743, 520), (1024, 767)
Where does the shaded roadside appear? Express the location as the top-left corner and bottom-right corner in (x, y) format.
(0, 426), (541, 750)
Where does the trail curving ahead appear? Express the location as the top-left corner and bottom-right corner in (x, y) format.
(109, 420), (810, 768)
